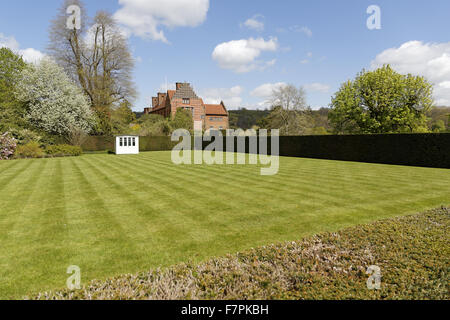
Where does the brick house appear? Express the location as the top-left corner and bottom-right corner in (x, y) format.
(144, 82), (229, 131)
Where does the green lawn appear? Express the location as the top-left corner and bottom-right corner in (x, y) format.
(0, 151), (449, 299)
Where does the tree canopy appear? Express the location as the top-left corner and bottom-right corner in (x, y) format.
(15, 58), (94, 138)
(329, 65), (433, 134)
(0, 48), (27, 131)
(48, 0), (136, 134)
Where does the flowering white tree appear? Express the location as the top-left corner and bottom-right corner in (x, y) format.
(15, 58), (94, 138)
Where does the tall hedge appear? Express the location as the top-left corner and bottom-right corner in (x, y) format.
(81, 134), (450, 169)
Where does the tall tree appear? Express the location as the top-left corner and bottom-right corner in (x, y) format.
(0, 48), (27, 131)
(329, 65), (433, 134)
(15, 58), (94, 139)
(267, 84), (312, 135)
(48, 0), (136, 134)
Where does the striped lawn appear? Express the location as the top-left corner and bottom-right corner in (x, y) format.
(0, 151), (449, 298)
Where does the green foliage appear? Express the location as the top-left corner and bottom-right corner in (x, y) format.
(14, 141), (45, 159)
(46, 144), (83, 157)
(0, 48), (27, 132)
(170, 109), (193, 132)
(431, 119), (446, 132)
(229, 108), (270, 130)
(135, 114), (171, 136)
(81, 136), (115, 152)
(277, 134), (450, 168)
(15, 59), (94, 137)
(8, 128), (42, 145)
(139, 136), (179, 151)
(111, 102), (136, 134)
(310, 126), (328, 135)
(329, 65), (433, 134)
(32, 207), (450, 300)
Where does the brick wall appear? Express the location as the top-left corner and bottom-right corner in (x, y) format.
(205, 115), (229, 130)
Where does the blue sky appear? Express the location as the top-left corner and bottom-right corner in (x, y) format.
(1, 0), (450, 111)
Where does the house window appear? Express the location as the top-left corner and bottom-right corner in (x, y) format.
(124, 137), (127, 147)
(128, 137), (132, 146)
(132, 137), (136, 146)
(120, 137), (123, 147)
(183, 98), (190, 104)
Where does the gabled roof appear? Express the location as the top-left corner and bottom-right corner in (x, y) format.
(172, 83), (199, 99)
(205, 103), (228, 116)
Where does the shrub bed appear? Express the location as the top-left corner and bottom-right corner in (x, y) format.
(0, 132), (17, 160)
(32, 207), (449, 300)
(14, 141), (45, 159)
(46, 144), (83, 157)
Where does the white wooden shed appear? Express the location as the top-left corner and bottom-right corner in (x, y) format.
(115, 135), (139, 155)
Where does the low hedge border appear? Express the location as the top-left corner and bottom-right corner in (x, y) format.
(31, 206), (449, 300)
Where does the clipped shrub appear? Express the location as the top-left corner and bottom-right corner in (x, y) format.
(46, 144), (82, 157)
(15, 141), (45, 159)
(0, 132), (17, 160)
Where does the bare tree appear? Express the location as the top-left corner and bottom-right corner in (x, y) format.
(48, 0), (136, 134)
(268, 84), (312, 135)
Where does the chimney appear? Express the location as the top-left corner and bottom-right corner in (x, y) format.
(157, 92), (166, 105)
(176, 82), (189, 90)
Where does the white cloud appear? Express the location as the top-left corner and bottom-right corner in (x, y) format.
(200, 86), (243, 109)
(212, 37), (278, 73)
(114, 0), (209, 43)
(371, 41), (450, 105)
(0, 33), (19, 50)
(300, 59), (309, 64)
(290, 26), (313, 37)
(304, 82), (330, 93)
(19, 48), (45, 64)
(241, 14), (264, 31)
(0, 33), (44, 63)
(249, 82), (287, 108)
(250, 82), (287, 98)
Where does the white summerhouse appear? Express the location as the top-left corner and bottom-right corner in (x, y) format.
(115, 135), (139, 155)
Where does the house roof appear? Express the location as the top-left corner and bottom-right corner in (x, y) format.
(205, 104), (228, 116)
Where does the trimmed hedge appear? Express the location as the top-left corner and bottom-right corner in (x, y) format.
(81, 133), (450, 169)
(211, 133), (450, 169)
(32, 207), (450, 300)
(46, 144), (82, 157)
(81, 136), (115, 152)
(276, 133), (450, 169)
(139, 136), (179, 151)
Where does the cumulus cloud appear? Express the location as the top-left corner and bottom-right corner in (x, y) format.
(200, 86), (243, 109)
(250, 82), (287, 98)
(0, 33), (44, 63)
(241, 14), (264, 31)
(371, 41), (450, 105)
(304, 82), (330, 93)
(114, 0), (209, 43)
(212, 37), (278, 73)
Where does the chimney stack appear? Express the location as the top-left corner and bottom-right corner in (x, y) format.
(152, 97), (158, 108)
(157, 92), (166, 106)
